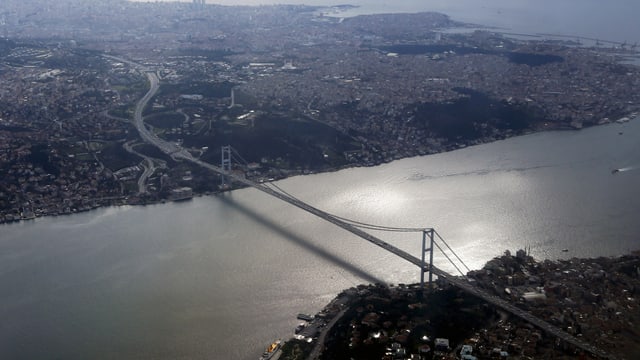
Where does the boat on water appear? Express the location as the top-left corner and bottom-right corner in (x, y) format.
(259, 339), (282, 360)
(612, 168), (620, 174)
(296, 313), (314, 322)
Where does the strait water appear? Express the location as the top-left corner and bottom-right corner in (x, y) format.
(1, 119), (639, 359)
(2, 1), (640, 359)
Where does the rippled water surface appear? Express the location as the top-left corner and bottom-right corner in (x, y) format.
(2, 118), (639, 359)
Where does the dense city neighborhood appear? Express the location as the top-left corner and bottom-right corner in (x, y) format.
(277, 251), (640, 360)
(1, 0), (639, 223)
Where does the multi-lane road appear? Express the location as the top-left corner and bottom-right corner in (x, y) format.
(133, 71), (182, 156)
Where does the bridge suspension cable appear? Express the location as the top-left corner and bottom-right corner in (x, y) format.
(230, 147), (250, 167)
(433, 241), (467, 279)
(263, 181), (429, 233)
(262, 176), (469, 277)
(434, 230), (472, 274)
(263, 178), (470, 277)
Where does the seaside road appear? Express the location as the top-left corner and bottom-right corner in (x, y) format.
(307, 308), (348, 360)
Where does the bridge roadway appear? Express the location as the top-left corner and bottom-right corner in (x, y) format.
(127, 62), (612, 359)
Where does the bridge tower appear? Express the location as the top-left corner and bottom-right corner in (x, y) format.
(229, 88), (236, 108)
(420, 229), (435, 290)
(220, 145), (232, 187)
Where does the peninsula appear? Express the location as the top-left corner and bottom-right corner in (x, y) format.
(1, 0), (639, 222)
(278, 251), (640, 360)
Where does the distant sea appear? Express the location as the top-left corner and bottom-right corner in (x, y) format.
(129, 0), (640, 43)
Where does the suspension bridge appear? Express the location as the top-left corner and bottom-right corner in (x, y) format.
(125, 66), (613, 359)
(192, 149), (613, 358)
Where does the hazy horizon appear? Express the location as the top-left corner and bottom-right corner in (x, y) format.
(124, 0), (640, 43)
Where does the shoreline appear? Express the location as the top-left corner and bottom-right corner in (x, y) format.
(1, 112), (636, 226)
(0, 7), (640, 223)
(1, 113), (636, 226)
(280, 251), (640, 360)
(2, 6), (639, 225)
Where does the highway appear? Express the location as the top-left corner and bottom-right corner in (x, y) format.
(126, 58), (613, 360)
(133, 71), (182, 156)
(122, 140), (163, 194)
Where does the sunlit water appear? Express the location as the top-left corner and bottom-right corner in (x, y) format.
(2, 1), (640, 359)
(2, 119), (639, 359)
